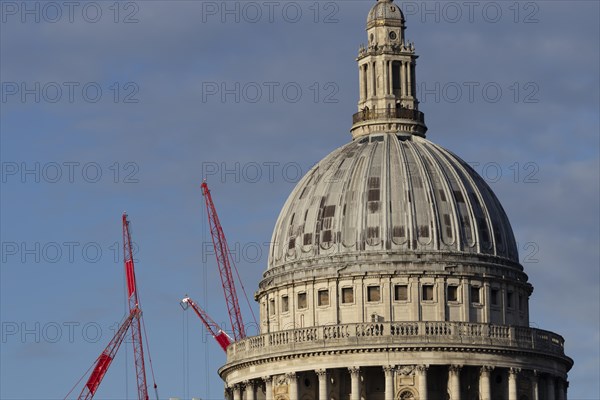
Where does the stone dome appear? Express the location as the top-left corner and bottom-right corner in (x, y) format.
(268, 133), (520, 271)
(367, 0), (404, 28)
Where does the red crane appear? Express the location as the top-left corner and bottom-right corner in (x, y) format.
(74, 309), (140, 400)
(200, 181), (247, 341)
(66, 214), (157, 400)
(180, 296), (232, 351)
(122, 212), (151, 400)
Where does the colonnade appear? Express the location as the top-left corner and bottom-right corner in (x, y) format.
(227, 365), (567, 400)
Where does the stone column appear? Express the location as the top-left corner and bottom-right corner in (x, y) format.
(407, 62), (413, 97)
(531, 371), (539, 400)
(557, 378), (566, 400)
(479, 366), (493, 400)
(349, 367), (361, 400)
(359, 65), (364, 103)
(383, 366), (394, 400)
(316, 369), (328, 400)
(448, 365), (462, 400)
(448, 365), (461, 400)
(244, 380), (255, 400)
(233, 384), (242, 400)
(263, 376), (273, 400)
(372, 61), (377, 97)
(416, 365), (428, 400)
(401, 61), (407, 97)
(287, 372), (298, 400)
(508, 368), (520, 400)
(547, 375), (556, 400)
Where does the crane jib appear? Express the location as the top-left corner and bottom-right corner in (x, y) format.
(125, 259), (136, 298)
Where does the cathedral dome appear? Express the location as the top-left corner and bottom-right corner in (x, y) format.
(367, 0), (404, 28)
(268, 133), (520, 271)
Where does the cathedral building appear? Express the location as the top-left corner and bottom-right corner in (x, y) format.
(218, 1), (573, 399)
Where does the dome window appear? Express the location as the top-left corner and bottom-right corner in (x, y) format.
(422, 285), (434, 301)
(341, 287), (354, 304)
(491, 289), (499, 306)
(318, 289), (330, 306)
(447, 285), (459, 302)
(281, 295), (289, 313)
(367, 286), (381, 302)
(297, 292), (307, 309)
(507, 291), (514, 308)
(303, 233), (312, 246)
(269, 298), (276, 316)
(394, 284), (408, 301)
(471, 286), (481, 304)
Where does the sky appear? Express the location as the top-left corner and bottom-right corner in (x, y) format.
(0, 1), (598, 399)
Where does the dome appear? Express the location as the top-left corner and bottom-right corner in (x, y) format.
(268, 133), (519, 271)
(367, 0), (404, 28)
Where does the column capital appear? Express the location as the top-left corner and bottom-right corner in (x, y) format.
(480, 365), (494, 375)
(509, 367), (522, 376)
(316, 369), (327, 378)
(349, 366), (361, 376)
(449, 365), (462, 375)
(263, 375), (272, 383)
(416, 364), (429, 374)
(243, 380), (254, 388)
(383, 365), (395, 375)
(285, 372), (297, 382)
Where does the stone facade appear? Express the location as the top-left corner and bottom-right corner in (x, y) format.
(219, 1), (573, 399)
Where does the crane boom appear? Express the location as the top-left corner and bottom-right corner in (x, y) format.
(200, 181), (245, 340)
(181, 296), (232, 351)
(122, 213), (149, 400)
(76, 309), (140, 400)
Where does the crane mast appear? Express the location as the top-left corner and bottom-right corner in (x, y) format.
(181, 296), (232, 351)
(200, 181), (246, 341)
(122, 213), (149, 400)
(76, 309), (140, 400)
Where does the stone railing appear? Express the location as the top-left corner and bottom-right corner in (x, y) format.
(226, 321), (566, 363)
(352, 107), (425, 124)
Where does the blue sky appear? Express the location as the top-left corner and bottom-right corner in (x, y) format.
(1, 1), (598, 399)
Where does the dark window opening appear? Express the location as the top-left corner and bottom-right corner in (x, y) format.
(318, 289), (329, 306)
(394, 285), (408, 301)
(471, 286), (481, 304)
(392, 225), (406, 238)
(447, 285), (458, 302)
(439, 189), (447, 202)
(422, 285), (434, 301)
(342, 287), (354, 304)
(367, 286), (381, 302)
(507, 292), (514, 308)
(297, 292), (307, 309)
(454, 190), (465, 203)
(367, 227), (380, 239)
(281, 295), (289, 312)
(491, 289), (499, 306)
(303, 233), (312, 245)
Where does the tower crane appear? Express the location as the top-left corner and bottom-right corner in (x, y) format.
(65, 214), (157, 400)
(122, 212), (151, 400)
(180, 296), (232, 351)
(200, 181), (249, 341)
(74, 309), (140, 400)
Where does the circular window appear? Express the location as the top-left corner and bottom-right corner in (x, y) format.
(389, 31), (397, 40)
